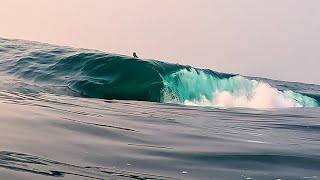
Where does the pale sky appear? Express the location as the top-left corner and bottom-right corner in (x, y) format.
(1, 0), (319, 84)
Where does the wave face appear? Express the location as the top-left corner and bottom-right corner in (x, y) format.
(0, 38), (319, 108)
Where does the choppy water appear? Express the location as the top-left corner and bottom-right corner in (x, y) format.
(0, 38), (320, 180)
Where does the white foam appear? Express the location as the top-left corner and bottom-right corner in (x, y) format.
(213, 82), (298, 108)
(184, 79), (300, 109)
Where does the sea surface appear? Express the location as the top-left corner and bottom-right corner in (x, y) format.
(0, 37), (319, 180)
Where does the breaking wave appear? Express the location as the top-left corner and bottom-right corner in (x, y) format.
(0, 38), (318, 108)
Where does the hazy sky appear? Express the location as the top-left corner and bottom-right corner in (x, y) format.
(1, 0), (319, 84)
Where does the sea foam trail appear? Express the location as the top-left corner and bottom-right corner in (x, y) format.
(0, 38), (318, 109)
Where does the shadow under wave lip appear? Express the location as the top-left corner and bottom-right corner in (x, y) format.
(0, 151), (180, 180)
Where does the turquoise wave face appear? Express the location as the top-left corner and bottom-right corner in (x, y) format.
(163, 69), (318, 108)
(0, 38), (318, 108)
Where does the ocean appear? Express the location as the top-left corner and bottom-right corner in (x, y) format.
(0, 37), (319, 180)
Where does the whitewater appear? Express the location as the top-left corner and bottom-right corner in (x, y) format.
(0, 37), (320, 180)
